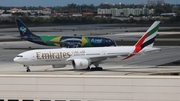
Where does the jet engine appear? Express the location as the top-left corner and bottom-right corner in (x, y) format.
(52, 64), (66, 68)
(72, 59), (90, 69)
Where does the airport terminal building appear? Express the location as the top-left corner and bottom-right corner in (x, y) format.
(97, 8), (151, 17)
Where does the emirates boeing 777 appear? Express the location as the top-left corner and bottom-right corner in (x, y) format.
(14, 21), (161, 72)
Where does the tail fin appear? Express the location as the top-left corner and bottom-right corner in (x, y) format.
(123, 21), (160, 60)
(134, 21), (160, 52)
(16, 19), (37, 37)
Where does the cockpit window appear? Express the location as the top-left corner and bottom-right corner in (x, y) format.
(17, 55), (23, 57)
(105, 39), (112, 43)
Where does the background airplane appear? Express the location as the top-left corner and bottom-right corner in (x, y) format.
(14, 21), (160, 72)
(16, 19), (117, 48)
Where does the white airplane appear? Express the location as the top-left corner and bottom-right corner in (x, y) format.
(14, 21), (161, 72)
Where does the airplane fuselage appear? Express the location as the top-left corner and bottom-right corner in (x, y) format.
(31, 36), (117, 47)
(14, 46), (135, 66)
(16, 19), (117, 48)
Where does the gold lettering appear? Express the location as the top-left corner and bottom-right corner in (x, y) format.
(59, 52), (63, 58)
(67, 52), (71, 58)
(49, 52), (52, 58)
(36, 52), (41, 59)
(55, 53), (60, 59)
(50, 52), (55, 59)
(42, 53), (50, 59)
(36, 51), (72, 60)
(63, 52), (66, 58)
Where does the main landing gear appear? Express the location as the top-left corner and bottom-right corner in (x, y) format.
(89, 63), (103, 71)
(91, 67), (103, 71)
(24, 65), (31, 72)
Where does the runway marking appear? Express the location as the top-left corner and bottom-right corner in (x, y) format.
(0, 74), (180, 79)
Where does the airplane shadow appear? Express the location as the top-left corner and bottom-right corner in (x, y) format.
(22, 66), (158, 73)
(34, 67), (156, 73)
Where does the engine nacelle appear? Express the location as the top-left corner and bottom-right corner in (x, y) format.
(52, 64), (66, 68)
(72, 59), (90, 69)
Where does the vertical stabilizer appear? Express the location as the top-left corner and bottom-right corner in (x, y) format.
(135, 21), (160, 49)
(123, 21), (160, 60)
(16, 19), (37, 37)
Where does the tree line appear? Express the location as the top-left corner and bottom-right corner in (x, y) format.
(0, 3), (180, 15)
(0, 16), (180, 26)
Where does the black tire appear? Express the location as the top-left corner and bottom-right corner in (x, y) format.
(91, 67), (103, 71)
(97, 67), (103, 71)
(26, 69), (31, 72)
(86, 66), (90, 70)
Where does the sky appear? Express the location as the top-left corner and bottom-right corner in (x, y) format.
(0, 0), (179, 7)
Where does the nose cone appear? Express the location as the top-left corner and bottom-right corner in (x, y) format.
(113, 41), (117, 46)
(13, 57), (22, 63)
(13, 57), (19, 62)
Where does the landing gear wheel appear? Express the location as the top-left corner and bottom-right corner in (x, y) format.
(86, 66), (91, 70)
(26, 69), (31, 72)
(91, 67), (103, 71)
(26, 67), (31, 72)
(97, 67), (103, 70)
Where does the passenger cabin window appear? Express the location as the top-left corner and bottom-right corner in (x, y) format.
(105, 39), (111, 42)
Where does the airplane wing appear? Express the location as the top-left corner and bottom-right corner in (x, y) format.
(66, 52), (130, 63)
(66, 48), (160, 64)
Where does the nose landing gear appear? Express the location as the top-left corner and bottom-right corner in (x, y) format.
(24, 65), (31, 72)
